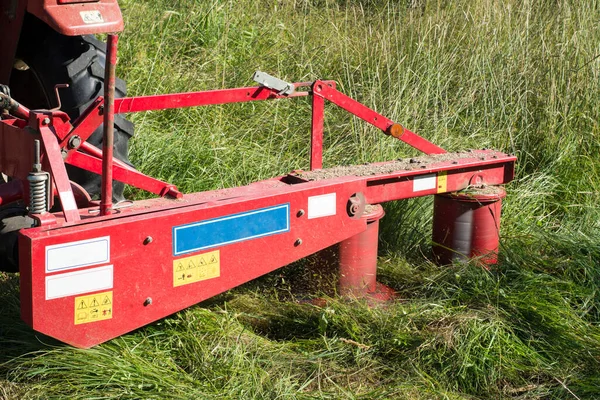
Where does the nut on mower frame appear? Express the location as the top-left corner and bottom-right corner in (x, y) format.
(0, 7), (516, 349)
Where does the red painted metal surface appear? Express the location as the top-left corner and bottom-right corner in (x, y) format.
(12, 102), (31, 120)
(111, 83), (329, 114)
(100, 34), (117, 216)
(20, 182), (367, 347)
(38, 123), (80, 222)
(338, 204), (395, 302)
(55, 76), (444, 205)
(66, 150), (182, 198)
(0, 100), (182, 201)
(27, 0), (123, 35)
(66, 97), (104, 145)
(0, 118), (36, 180)
(310, 93), (324, 170)
(0, 93), (31, 120)
(78, 141), (136, 172)
(16, 151), (514, 347)
(432, 187), (506, 266)
(0, 0), (518, 347)
(57, 0), (98, 4)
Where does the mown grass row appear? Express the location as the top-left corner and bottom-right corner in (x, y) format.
(2, 0), (600, 398)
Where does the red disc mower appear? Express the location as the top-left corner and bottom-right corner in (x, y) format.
(0, 0), (516, 348)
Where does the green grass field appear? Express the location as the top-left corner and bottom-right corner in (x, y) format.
(2, 0), (600, 398)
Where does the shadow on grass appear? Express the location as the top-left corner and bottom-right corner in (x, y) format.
(0, 273), (64, 367)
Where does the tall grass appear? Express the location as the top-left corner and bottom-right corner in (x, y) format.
(2, 0), (600, 398)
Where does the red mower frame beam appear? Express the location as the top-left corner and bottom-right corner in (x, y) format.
(20, 149), (515, 348)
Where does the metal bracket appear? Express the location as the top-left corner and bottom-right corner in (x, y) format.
(252, 71), (295, 96)
(50, 84), (69, 111)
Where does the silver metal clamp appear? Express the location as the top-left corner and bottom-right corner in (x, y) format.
(252, 71), (295, 96)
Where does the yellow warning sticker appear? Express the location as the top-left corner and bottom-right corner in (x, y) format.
(437, 171), (447, 193)
(74, 291), (113, 325)
(173, 249), (220, 287)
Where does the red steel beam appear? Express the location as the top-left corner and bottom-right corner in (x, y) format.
(66, 97), (104, 146)
(112, 82), (334, 114)
(66, 151), (181, 198)
(312, 81), (446, 155)
(100, 34), (118, 216)
(38, 125), (80, 223)
(310, 94), (325, 170)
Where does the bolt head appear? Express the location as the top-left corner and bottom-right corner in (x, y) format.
(42, 117), (50, 125)
(143, 236), (153, 245)
(68, 135), (82, 149)
(348, 197), (361, 216)
(294, 238), (302, 246)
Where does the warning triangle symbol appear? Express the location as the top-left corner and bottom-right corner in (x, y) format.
(199, 257), (207, 266)
(187, 260), (196, 269)
(177, 262), (184, 271)
(209, 255), (218, 264)
(90, 298), (99, 307)
(78, 300), (87, 310)
(102, 296), (112, 305)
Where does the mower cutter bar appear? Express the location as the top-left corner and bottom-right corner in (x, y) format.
(19, 150), (514, 348)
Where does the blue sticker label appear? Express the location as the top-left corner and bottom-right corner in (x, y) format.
(173, 203), (290, 256)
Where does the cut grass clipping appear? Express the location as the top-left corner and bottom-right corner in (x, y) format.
(2, 0), (600, 399)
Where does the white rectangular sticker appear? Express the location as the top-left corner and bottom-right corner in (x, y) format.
(46, 236), (110, 273)
(413, 174), (436, 192)
(80, 10), (104, 24)
(308, 193), (337, 219)
(46, 265), (113, 300)
(58, 192), (77, 211)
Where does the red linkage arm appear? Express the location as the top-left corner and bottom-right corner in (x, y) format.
(311, 80), (446, 155)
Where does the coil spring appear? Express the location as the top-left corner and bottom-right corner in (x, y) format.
(27, 173), (48, 214)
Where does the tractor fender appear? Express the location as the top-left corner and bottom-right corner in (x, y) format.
(27, 0), (124, 36)
(0, 0), (123, 84)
